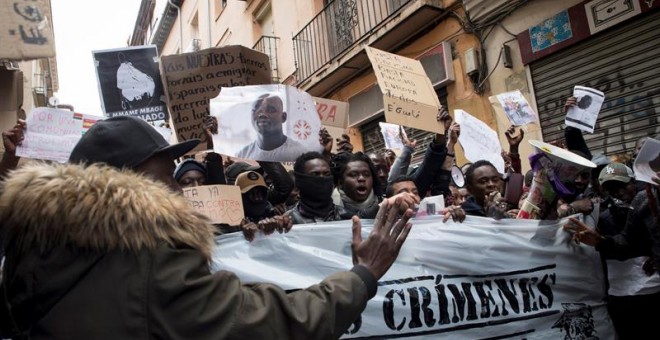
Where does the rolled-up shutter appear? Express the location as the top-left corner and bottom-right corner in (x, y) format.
(530, 11), (660, 156)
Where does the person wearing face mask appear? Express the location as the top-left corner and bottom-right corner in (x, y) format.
(287, 152), (346, 224)
(236, 171), (275, 222)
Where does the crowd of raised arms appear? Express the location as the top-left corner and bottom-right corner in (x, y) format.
(0, 94), (658, 339)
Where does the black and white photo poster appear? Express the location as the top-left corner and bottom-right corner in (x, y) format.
(565, 86), (604, 133)
(93, 45), (167, 122)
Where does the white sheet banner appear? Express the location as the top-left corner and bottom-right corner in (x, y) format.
(213, 216), (615, 339)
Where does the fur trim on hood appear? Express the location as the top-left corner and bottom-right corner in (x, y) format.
(0, 163), (215, 259)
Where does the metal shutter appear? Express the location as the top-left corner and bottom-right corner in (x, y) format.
(530, 11), (660, 156)
(360, 87), (448, 165)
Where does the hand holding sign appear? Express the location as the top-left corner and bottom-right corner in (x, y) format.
(565, 86), (605, 133)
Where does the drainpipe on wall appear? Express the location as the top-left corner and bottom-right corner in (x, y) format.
(207, 0), (212, 47)
(168, 0), (183, 51)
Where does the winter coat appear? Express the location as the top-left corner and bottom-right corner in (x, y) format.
(0, 163), (374, 339)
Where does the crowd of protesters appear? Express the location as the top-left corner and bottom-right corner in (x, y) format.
(0, 93), (659, 339)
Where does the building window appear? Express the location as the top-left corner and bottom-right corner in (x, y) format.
(215, 0), (228, 20)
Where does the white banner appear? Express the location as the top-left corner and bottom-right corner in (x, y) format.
(213, 216), (615, 339)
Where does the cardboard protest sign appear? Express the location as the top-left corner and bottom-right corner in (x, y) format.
(16, 108), (100, 163)
(379, 122), (406, 150)
(366, 47), (442, 134)
(565, 86), (605, 133)
(633, 138), (660, 184)
(209, 84), (323, 162)
(313, 97), (348, 128)
(183, 185), (244, 225)
(0, 0), (55, 60)
(495, 90), (539, 126)
(161, 46), (271, 153)
(454, 109), (505, 173)
(93, 46), (167, 122)
(214, 216), (615, 338)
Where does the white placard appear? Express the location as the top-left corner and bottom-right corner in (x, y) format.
(495, 90), (539, 126)
(213, 216), (614, 339)
(210, 85), (323, 162)
(565, 86), (605, 133)
(454, 109), (505, 173)
(632, 138), (660, 184)
(379, 122), (406, 150)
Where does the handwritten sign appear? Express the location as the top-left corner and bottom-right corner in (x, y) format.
(16, 108), (99, 163)
(313, 97), (348, 128)
(366, 47), (442, 134)
(454, 109), (505, 173)
(161, 46), (271, 153)
(0, 0), (55, 60)
(183, 184), (244, 225)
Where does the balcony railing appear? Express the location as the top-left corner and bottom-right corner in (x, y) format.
(293, 0), (412, 83)
(253, 35), (280, 83)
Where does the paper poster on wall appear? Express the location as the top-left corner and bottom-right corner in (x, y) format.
(209, 84), (323, 162)
(313, 97), (348, 128)
(93, 45), (167, 122)
(0, 0), (55, 60)
(454, 109), (505, 173)
(161, 46), (272, 154)
(565, 86), (605, 133)
(16, 108), (101, 163)
(379, 122), (406, 150)
(183, 184), (244, 225)
(495, 90), (539, 126)
(213, 216), (615, 339)
(365, 47), (442, 134)
(633, 138), (660, 184)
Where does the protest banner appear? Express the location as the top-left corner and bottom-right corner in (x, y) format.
(454, 109), (505, 173)
(93, 45), (167, 122)
(493, 90), (539, 126)
(161, 46), (271, 154)
(633, 138), (660, 184)
(366, 47), (442, 134)
(209, 84), (323, 162)
(313, 97), (348, 128)
(16, 108), (100, 162)
(213, 216), (614, 339)
(183, 184), (244, 225)
(0, 0), (55, 60)
(565, 86), (605, 133)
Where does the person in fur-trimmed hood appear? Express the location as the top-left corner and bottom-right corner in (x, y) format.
(0, 116), (414, 339)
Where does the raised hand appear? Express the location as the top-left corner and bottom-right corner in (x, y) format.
(564, 96), (577, 113)
(2, 119), (26, 155)
(505, 125), (524, 148)
(336, 133), (354, 154)
(351, 198), (413, 280)
(319, 127), (333, 154)
(400, 126), (416, 148)
(448, 122), (460, 146)
(203, 115), (218, 149)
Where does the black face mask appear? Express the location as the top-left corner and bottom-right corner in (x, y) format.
(242, 195), (268, 219)
(294, 171), (335, 212)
